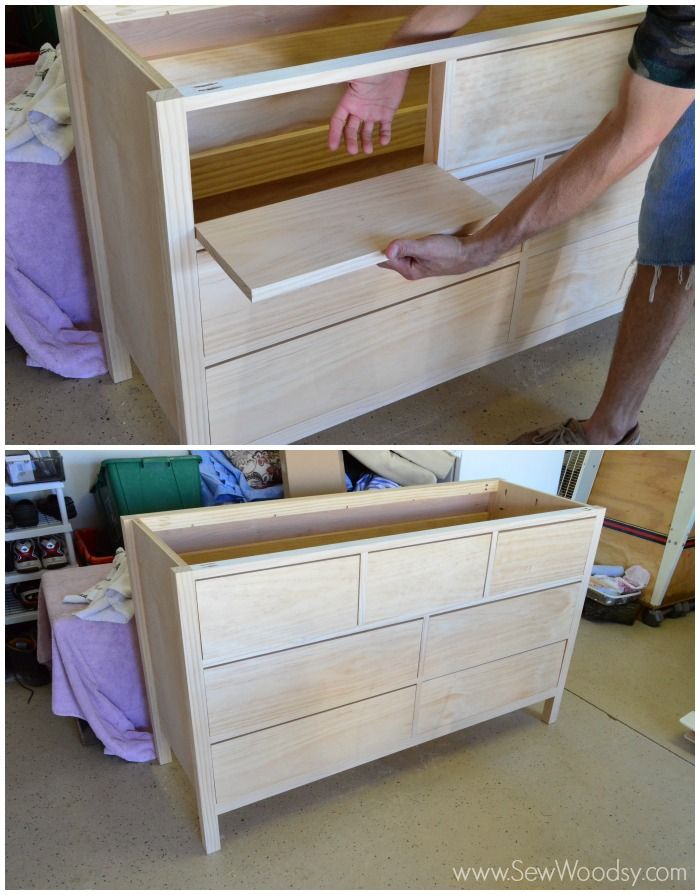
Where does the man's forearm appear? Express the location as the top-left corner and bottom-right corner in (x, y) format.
(477, 116), (652, 257)
(386, 6), (484, 47)
(478, 71), (693, 258)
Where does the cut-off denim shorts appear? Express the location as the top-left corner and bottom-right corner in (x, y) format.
(637, 101), (694, 296)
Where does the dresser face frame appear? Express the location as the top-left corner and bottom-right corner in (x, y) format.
(123, 479), (605, 853)
(58, 5), (645, 443)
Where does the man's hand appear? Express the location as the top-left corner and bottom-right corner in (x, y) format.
(328, 70), (409, 155)
(379, 233), (500, 280)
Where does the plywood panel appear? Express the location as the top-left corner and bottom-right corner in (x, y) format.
(281, 450), (346, 498)
(514, 223), (638, 339)
(195, 165), (497, 300)
(212, 687), (416, 809)
(664, 546), (694, 605)
(113, 6), (417, 59)
(70, 10), (180, 425)
(423, 584), (579, 679)
(205, 264), (518, 443)
(490, 518), (595, 595)
(588, 450), (690, 535)
(205, 621), (422, 738)
(416, 641), (566, 735)
(365, 535), (491, 624)
(196, 556), (360, 662)
(126, 522), (195, 780)
(443, 27), (633, 170)
(153, 18), (405, 86)
(181, 513), (490, 565)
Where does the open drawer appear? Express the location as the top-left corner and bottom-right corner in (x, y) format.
(196, 164), (497, 300)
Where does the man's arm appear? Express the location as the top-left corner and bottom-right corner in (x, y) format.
(381, 69), (695, 280)
(328, 6), (483, 155)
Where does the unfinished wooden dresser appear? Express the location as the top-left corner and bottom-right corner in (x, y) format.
(123, 479), (604, 853)
(58, 5), (646, 443)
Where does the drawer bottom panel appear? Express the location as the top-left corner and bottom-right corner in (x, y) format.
(206, 265), (518, 443)
(416, 641), (566, 736)
(212, 687), (416, 810)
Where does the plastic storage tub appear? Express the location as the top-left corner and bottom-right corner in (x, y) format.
(94, 455), (203, 549)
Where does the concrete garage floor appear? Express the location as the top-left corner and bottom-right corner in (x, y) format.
(5, 614), (693, 890)
(5, 310), (694, 445)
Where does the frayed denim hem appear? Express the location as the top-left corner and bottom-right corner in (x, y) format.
(625, 257), (695, 302)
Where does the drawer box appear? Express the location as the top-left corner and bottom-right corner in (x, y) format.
(416, 640), (566, 736)
(490, 517), (596, 596)
(364, 534), (491, 624)
(196, 556), (360, 662)
(422, 584), (579, 680)
(206, 264), (519, 443)
(212, 686), (416, 809)
(204, 620), (422, 739)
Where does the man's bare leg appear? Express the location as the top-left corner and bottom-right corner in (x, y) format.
(581, 263), (694, 444)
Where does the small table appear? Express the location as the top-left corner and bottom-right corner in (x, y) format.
(37, 564), (155, 762)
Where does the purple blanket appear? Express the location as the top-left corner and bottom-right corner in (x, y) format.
(37, 564), (155, 762)
(5, 65), (107, 378)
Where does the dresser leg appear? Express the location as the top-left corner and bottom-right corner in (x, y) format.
(542, 695), (561, 725)
(199, 804), (221, 854)
(155, 737), (172, 765)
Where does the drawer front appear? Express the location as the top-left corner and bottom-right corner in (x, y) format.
(199, 250), (477, 362)
(365, 534), (491, 624)
(490, 518), (595, 596)
(205, 620), (422, 739)
(423, 584), (579, 680)
(212, 686), (416, 809)
(514, 223), (637, 339)
(416, 641), (566, 736)
(196, 556), (359, 662)
(464, 162), (535, 210)
(527, 155), (651, 256)
(443, 27), (633, 171)
(206, 265), (518, 443)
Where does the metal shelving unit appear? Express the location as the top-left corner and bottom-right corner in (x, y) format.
(5, 479), (77, 625)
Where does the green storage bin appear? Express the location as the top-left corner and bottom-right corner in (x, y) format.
(94, 455), (202, 548)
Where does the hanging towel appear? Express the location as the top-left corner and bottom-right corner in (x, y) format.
(63, 549), (134, 624)
(6, 44), (74, 165)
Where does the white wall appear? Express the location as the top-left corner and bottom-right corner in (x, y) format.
(457, 450), (564, 495)
(62, 449), (189, 531)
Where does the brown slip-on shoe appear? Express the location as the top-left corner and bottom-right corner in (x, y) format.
(509, 418), (641, 445)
